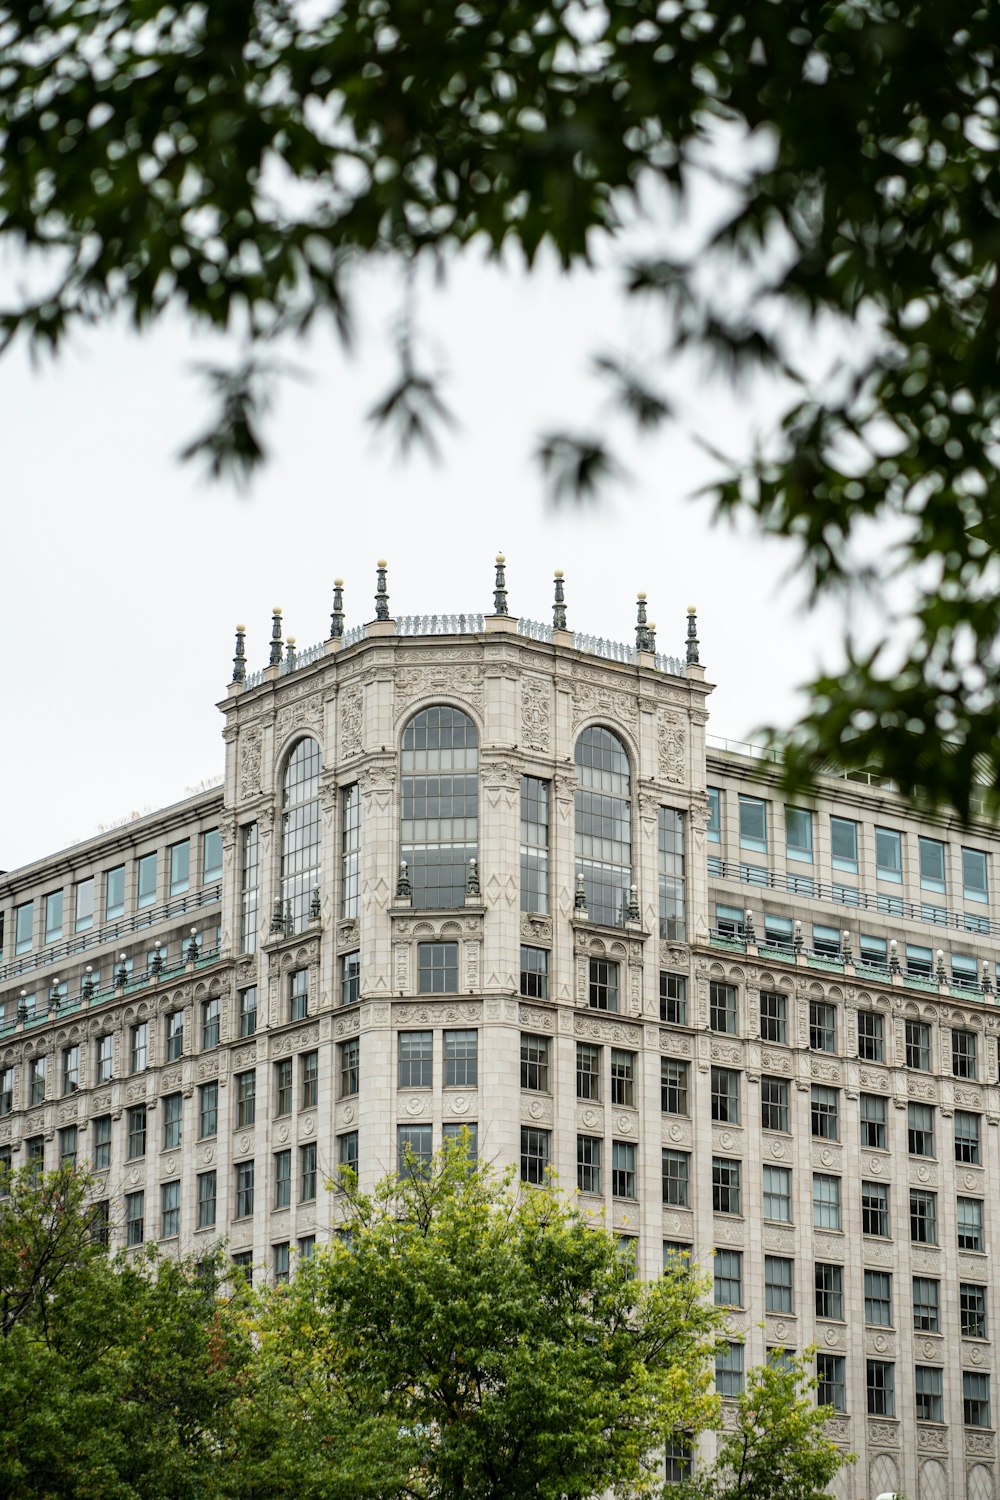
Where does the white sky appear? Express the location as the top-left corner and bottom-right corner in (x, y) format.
(1, 246), (861, 872)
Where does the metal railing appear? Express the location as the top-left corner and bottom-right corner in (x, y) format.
(397, 613), (484, 636)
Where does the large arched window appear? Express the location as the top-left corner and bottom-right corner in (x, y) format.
(575, 725), (632, 928)
(280, 737), (322, 932)
(401, 706), (478, 909)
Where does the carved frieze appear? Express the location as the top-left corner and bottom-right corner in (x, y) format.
(340, 682), (364, 759)
(239, 727), (262, 798)
(656, 707), (687, 783)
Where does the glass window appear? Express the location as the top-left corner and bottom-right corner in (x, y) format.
(273, 1242), (291, 1284)
(197, 1171), (217, 1229)
(338, 1132), (358, 1180)
(92, 1115), (112, 1172)
(964, 1372), (991, 1428)
(235, 1161), (255, 1218)
(860, 1093), (887, 1150)
(341, 951), (360, 1005)
(239, 986), (257, 1038)
(960, 1283), (987, 1340)
(202, 828), (222, 883)
(711, 1066), (740, 1124)
(0, 1068), (10, 1118)
(169, 840), (190, 896)
(611, 1140), (636, 1198)
(165, 1010), (183, 1061)
(520, 776), (549, 914)
(662, 1149), (690, 1207)
(202, 998), (220, 1050)
(274, 1059), (293, 1116)
(520, 1126), (550, 1184)
(857, 1011), (885, 1061)
(339, 1038), (359, 1098)
(661, 1057), (688, 1115)
(59, 1124), (78, 1167)
(763, 1165), (791, 1222)
(126, 1105), (147, 1159)
(906, 1020), (931, 1071)
(658, 807), (685, 940)
(875, 827), (903, 883)
(130, 1022), (148, 1073)
(919, 837), (946, 892)
(162, 1093), (182, 1150)
(809, 1001), (836, 1053)
(199, 1082), (218, 1138)
(962, 847), (988, 904)
(710, 981), (737, 1034)
(908, 1102), (935, 1157)
(161, 1181), (180, 1239)
(764, 1255), (793, 1313)
(785, 807), (813, 862)
(240, 822), (259, 954)
(953, 952), (978, 987)
(105, 866), (125, 919)
(289, 969), (309, 1022)
(867, 1360), (894, 1417)
(137, 853), (157, 909)
(576, 1135), (601, 1193)
(913, 1277), (940, 1333)
(659, 972), (687, 1024)
(341, 783), (360, 918)
(811, 1084), (839, 1141)
(664, 1435), (693, 1484)
(74, 878), (94, 933)
(816, 1354), (846, 1412)
(300, 1143), (317, 1201)
(44, 890), (64, 944)
(714, 1249), (742, 1306)
(444, 1030), (478, 1088)
(715, 903), (745, 937)
(706, 787), (721, 843)
(520, 946), (549, 999)
(398, 1031), (432, 1089)
(815, 1262), (843, 1320)
(125, 1191), (145, 1247)
(955, 1111), (981, 1164)
(763, 914), (793, 951)
(589, 958), (619, 1012)
(910, 1189), (938, 1244)
(761, 1076), (789, 1133)
(301, 1051), (318, 1109)
(281, 737), (323, 933)
(952, 1029), (978, 1079)
(830, 817), (858, 873)
(62, 1045), (79, 1095)
(402, 706), (478, 910)
(906, 944), (933, 977)
(957, 1197), (984, 1252)
(738, 795), (767, 852)
(759, 990), (787, 1043)
(864, 1270), (892, 1326)
(575, 725), (631, 927)
(812, 1174), (841, 1230)
(858, 934), (887, 969)
(610, 1049), (635, 1107)
(715, 1343), (744, 1398)
(14, 901), (34, 954)
(915, 1365), (943, 1423)
(576, 1042), (601, 1101)
(521, 1034), (550, 1092)
(418, 942), (459, 994)
(236, 1070), (256, 1127)
(712, 1157), (741, 1215)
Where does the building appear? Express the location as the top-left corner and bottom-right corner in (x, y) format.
(1, 559), (998, 1500)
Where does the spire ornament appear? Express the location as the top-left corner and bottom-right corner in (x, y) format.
(493, 554), (508, 615)
(553, 571), (567, 631)
(375, 560), (389, 621)
(330, 579), (345, 639)
(232, 624), (247, 683)
(269, 608), (284, 667)
(635, 594), (653, 653)
(685, 606), (700, 665)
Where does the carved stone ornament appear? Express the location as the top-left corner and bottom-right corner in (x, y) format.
(340, 682), (364, 759)
(239, 727), (262, 798)
(656, 707), (687, 783)
(571, 680), (638, 737)
(275, 690), (323, 746)
(521, 676), (551, 752)
(394, 664), (484, 721)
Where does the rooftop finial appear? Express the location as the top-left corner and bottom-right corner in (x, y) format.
(269, 607), (284, 667)
(493, 553), (508, 615)
(232, 624), (247, 684)
(286, 636), (297, 669)
(635, 593), (653, 652)
(553, 570), (567, 631)
(330, 579), (345, 639)
(375, 560), (389, 621)
(685, 605), (699, 665)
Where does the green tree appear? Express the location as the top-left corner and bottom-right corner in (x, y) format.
(240, 1142), (722, 1499)
(1, 2), (998, 805)
(684, 1350), (852, 1500)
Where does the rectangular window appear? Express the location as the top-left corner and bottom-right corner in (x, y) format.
(197, 1171), (217, 1229)
(289, 970), (308, 1022)
(25, 1136), (44, 1182)
(811, 1084), (839, 1141)
(520, 776), (549, 914)
(714, 1249), (742, 1306)
(137, 852), (157, 909)
(231, 1252), (253, 1286)
(74, 877), (95, 933)
(716, 1343), (744, 1398)
(662, 1149), (690, 1207)
(127, 1105), (147, 1160)
(816, 1354), (846, 1412)
(712, 1157), (741, 1215)
(661, 1057), (688, 1115)
(338, 1132), (358, 1179)
(28, 1056), (46, 1106)
(519, 946), (549, 999)
(576, 1135), (602, 1193)
(589, 959), (619, 1013)
(815, 1262), (843, 1321)
(338, 783), (361, 919)
(659, 972), (687, 1024)
(915, 1366), (943, 1423)
(236, 1070), (256, 1128)
(765, 1255), (794, 1313)
(964, 1372), (991, 1428)
(521, 1034), (550, 1092)
(14, 900), (34, 954)
(907, 944), (933, 977)
(862, 1180), (890, 1237)
(759, 990), (787, 1043)
(201, 826), (222, 883)
(710, 981), (738, 1035)
(275, 1059), (293, 1117)
(272, 1242), (291, 1285)
(398, 1031), (431, 1089)
(162, 1092), (182, 1150)
(963, 847), (989, 904)
(340, 951), (361, 1006)
(202, 999), (220, 1050)
(664, 1435), (693, 1485)
(763, 914), (793, 951)
(913, 1277), (940, 1333)
(760, 1075), (789, 1133)
(859, 934), (888, 969)
(908, 1102), (935, 1157)
(276, 1150), (294, 1209)
(234, 1162), (255, 1219)
(785, 806), (813, 863)
(955, 1111), (981, 1165)
(610, 1049), (636, 1107)
(867, 1360), (895, 1417)
(830, 817), (858, 873)
(857, 1011), (885, 1062)
(706, 787), (721, 843)
(611, 1140), (636, 1199)
(442, 1122), (479, 1157)
(658, 807), (685, 940)
(169, 840), (190, 896)
(59, 1124), (78, 1167)
(953, 951), (979, 986)
(952, 1029), (978, 1080)
(957, 1197), (984, 1252)
(520, 1127), (550, 1185)
(444, 1030), (478, 1088)
(711, 1066), (740, 1124)
(125, 1191), (145, 1248)
(960, 1284), (987, 1340)
(129, 1019), (149, 1071)
(418, 942), (458, 994)
(864, 1270), (892, 1327)
(809, 1001), (836, 1053)
(0, 1068), (10, 1118)
(339, 1038), (359, 1098)
(160, 1180), (180, 1239)
(812, 1174), (841, 1230)
(300, 1051), (318, 1109)
(910, 1189), (938, 1245)
(875, 827), (903, 883)
(738, 795), (767, 852)
(199, 1081), (218, 1139)
(300, 1143), (317, 1202)
(860, 1093), (887, 1150)
(763, 1165), (791, 1222)
(240, 822), (259, 954)
(105, 866), (125, 920)
(44, 890), (64, 944)
(62, 1044), (79, 1095)
(919, 836), (946, 893)
(92, 1115), (112, 1171)
(715, 903), (744, 937)
(158, 1008), (182, 1064)
(906, 1020), (931, 1071)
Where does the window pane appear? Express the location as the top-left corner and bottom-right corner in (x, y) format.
(575, 726), (631, 927)
(402, 708), (479, 910)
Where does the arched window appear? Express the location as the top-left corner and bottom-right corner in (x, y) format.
(575, 726), (631, 927)
(401, 706), (478, 909)
(280, 737), (322, 932)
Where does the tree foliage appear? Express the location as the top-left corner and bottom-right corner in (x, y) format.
(1, 1), (998, 804)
